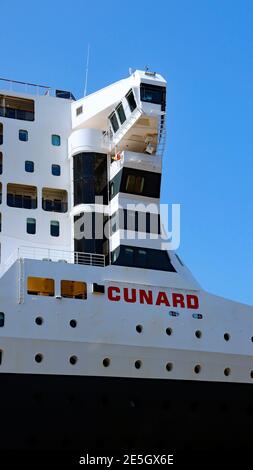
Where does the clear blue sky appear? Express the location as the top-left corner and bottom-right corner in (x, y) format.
(1, 0), (253, 305)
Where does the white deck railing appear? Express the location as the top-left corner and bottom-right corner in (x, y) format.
(4, 246), (105, 271)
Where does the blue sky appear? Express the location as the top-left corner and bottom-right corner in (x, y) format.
(1, 0), (253, 305)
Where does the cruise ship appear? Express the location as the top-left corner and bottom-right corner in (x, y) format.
(0, 70), (252, 454)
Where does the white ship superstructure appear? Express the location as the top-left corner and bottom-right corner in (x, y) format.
(0, 70), (252, 451)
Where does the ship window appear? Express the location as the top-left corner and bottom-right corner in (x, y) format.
(27, 218), (36, 234)
(140, 83), (166, 110)
(111, 245), (176, 272)
(51, 134), (61, 146)
(109, 112), (119, 133)
(0, 313), (4, 327)
(0, 184), (2, 205)
(0, 152), (2, 174)
(0, 213), (1, 231)
(126, 89), (137, 112)
(0, 124), (2, 145)
(116, 102), (126, 124)
(125, 174), (144, 194)
(27, 277), (55, 296)
(0, 95), (34, 121)
(61, 280), (87, 299)
(42, 188), (68, 213)
(50, 220), (59, 237)
(25, 160), (34, 173)
(7, 183), (37, 209)
(19, 129), (28, 142)
(76, 106), (83, 116)
(51, 164), (61, 176)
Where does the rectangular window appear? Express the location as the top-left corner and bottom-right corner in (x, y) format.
(51, 134), (61, 146)
(0, 95), (34, 121)
(111, 245), (176, 272)
(76, 106), (83, 116)
(27, 277), (55, 296)
(0, 123), (3, 145)
(125, 174), (144, 194)
(7, 183), (37, 209)
(25, 160), (34, 172)
(19, 129), (28, 142)
(125, 89), (137, 112)
(27, 218), (36, 234)
(0, 152), (2, 174)
(116, 102), (126, 125)
(51, 164), (61, 176)
(50, 220), (59, 237)
(61, 280), (87, 299)
(140, 83), (166, 110)
(0, 313), (4, 327)
(109, 112), (119, 133)
(42, 188), (67, 213)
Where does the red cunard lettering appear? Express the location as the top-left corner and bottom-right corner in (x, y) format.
(156, 291), (170, 307)
(108, 286), (120, 301)
(186, 294), (199, 309)
(172, 293), (185, 308)
(123, 288), (137, 303)
(139, 289), (153, 305)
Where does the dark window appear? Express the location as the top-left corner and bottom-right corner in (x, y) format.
(116, 102), (126, 124)
(19, 129), (28, 142)
(126, 89), (137, 112)
(110, 168), (161, 199)
(27, 218), (36, 234)
(42, 188), (68, 213)
(0, 312), (4, 327)
(140, 83), (166, 111)
(0, 152), (2, 174)
(109, 112), (119, 133)
(51, 134), (61, 146)
(73, 152), (108, 205)
(93, 283), (105, 294)
(76, 106), (83, 116)
(0, 95), (34, 121)
(25, 160), (34, 172)
(50, 220), (59, 237)
(7, 184), (37, 209)
(111, 245), (176, 272)
(52, 164), (61, 176)
(0, 123), (3, 145)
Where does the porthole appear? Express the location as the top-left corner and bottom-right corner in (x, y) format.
(166, 327), (173, 336)
(69, 355), (77, 365)
(70, 319), (77, 328)
(224, 333), (230, 341)
(195, 330), (202, 339)
(35, 353), (43, 363)
(35, 317), (43, 326)
(166, 362), (173, 372)
(103, 358), (110, 367)
(136, 324), (143, 334)
(224, 367), (231, 376)
(135, 360), (142, 369)
(194, 364), (201, 374)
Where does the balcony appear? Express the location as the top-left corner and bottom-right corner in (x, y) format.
(7, 184), (37, 209)
(0, 95), (34, 121)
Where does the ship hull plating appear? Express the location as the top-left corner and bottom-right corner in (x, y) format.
(0, 373), (252, 451)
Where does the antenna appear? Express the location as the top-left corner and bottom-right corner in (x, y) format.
(84, 44), (90, 97)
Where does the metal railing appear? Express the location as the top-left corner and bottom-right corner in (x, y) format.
(0, 77), (75, 100)
(4, 246), (105, 270)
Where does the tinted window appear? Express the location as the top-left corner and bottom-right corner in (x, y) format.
(25, 160), (34, 172)
(52, 164), (61, 176)
(27, 218), (36, 234)
(112, 245), (176, 272)
(140, 83), (166, 110)
(109, 112), (119, 133)
(126, 90), (137, 112)
(52, 134), (61, 146)
(19, 129), (28, 141)
(50, 220), (59, 237)
(0, 312), (4, 327)
(110, 168), (161, 199)
(116, 103), (126, 124)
